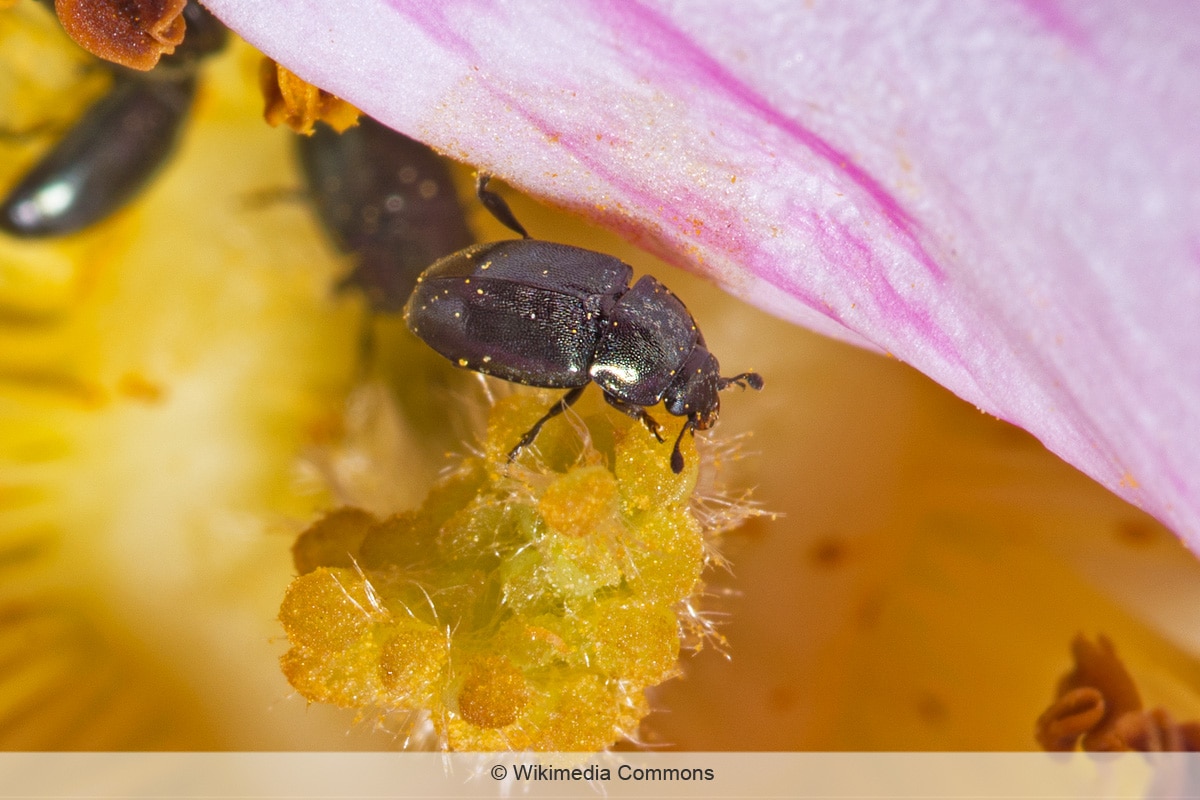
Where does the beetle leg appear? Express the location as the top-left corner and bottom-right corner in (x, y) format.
(508, 385), (587, 464)
(601, 393), (665, 443)
(669, 418), (696, 474)
(476, 173), (531, 239)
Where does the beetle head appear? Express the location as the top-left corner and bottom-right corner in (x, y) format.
(663, 348), (722, 429)
(663, 351), (763, 473)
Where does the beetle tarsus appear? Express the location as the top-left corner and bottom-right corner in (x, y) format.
(645, 416), (666, 443)
(476, 173), (531, 239)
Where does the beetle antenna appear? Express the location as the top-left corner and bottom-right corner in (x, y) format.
(670, 418), (696, 474)
(475, 173), (530, 239)
(718, 371), (764, 391)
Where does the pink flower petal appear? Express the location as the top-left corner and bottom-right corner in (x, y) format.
(204, 1), (1200, 549)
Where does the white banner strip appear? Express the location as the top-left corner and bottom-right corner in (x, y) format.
(1, 752), (1196, 798)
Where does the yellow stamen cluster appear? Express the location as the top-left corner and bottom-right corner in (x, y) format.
(281, 392), (715, 751)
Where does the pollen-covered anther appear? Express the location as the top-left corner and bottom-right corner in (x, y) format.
(456, 656), (530, 729)
(260, 57), (360, 135)
(538, 465), (619, 539)
(55, 0), (187, 70)
(278, 389), (759, 751)
(378, 622), (448, 702)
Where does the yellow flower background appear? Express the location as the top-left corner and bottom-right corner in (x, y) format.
(2, 4), (1198, 750)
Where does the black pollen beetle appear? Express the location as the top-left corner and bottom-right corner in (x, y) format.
(296, 116), (473, 312)
(0, 75), (196, 237)
(405, 174), (763, 474)
(0, 1), (226, 238)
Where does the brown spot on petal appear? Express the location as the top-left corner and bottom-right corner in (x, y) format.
(1115, 517), (1161, 548)
(854, 590), (886, 631)
(809, 535), (849, 569)
(55, 0), (187, 71)
(767, 684), (797, 712)
(915, 691), (948, 726)
(260, 58), (360, 136)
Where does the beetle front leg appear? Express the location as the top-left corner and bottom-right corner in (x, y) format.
(476, 173), (530, 239)
(669, 418), (697, 475)
(507, 385), (587, 464)
(601, 393), (665, 443)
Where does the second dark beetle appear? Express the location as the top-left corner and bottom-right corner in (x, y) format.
(0, 1), (226, 238)
(296, 116), (473, 311)
(405, 175), (762, 473)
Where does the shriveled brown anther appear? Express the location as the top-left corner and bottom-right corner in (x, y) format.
(1036, 634), (1200, 752)
(1114, 708), (1192, 752)
(260, 58), (360, 135)
(1036, 686), (1107, 751)
(55, 0), (188, 71)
